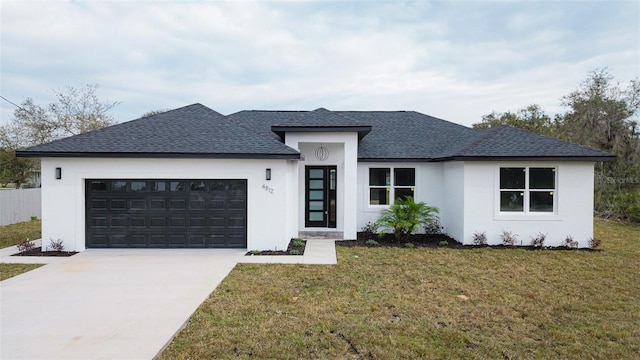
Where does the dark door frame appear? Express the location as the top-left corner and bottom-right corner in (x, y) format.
(304, 166), (337, 228)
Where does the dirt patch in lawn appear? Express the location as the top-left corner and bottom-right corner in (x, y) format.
(246, 238), (306, 256)
(12, 246), (77, 257)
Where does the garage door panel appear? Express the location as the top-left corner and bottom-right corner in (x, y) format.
(86, 179), (247, 248)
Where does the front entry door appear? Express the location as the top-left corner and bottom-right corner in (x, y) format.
(305, 166), (337, 228)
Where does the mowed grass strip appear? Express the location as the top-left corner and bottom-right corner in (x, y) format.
(0, 220), (42, 249)
(160, 219), (639, 359)
(0, 263), (43, 281)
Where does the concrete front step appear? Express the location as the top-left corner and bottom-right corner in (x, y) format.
(298, 231), (344, 240)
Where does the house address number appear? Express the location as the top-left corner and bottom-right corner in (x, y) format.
(262, 184), (274, 194)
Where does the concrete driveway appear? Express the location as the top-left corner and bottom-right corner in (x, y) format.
(1, 249), (245, 359)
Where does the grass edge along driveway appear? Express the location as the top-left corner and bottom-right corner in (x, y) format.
(160, 219), (639, 359)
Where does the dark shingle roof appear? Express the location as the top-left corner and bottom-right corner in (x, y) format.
(18, 104), (615, 162)
(17, 104), (300, 159)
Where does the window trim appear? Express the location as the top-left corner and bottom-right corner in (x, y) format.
(367, 167), (416, 207)
(495, 165), (561, 220)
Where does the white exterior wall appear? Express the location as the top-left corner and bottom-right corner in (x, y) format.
(355, 160), (595, 247)
(462, 161), (595, 247)
(356, 162), (445, 233)
(285, 132), (359, 239)
(440, 162), (465, 242)
(40, 157), (297, 251)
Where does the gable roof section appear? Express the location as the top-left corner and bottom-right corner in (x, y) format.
(270, 108), (372, 139)
(17, 104), (300, 159)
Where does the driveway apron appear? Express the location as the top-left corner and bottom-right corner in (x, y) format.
(1, 249), (244, 359)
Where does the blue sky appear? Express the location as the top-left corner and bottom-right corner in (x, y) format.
(1, 1), (638, 127)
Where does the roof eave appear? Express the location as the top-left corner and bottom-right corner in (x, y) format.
(271, 126), (372, 139)
(15, 151), (301, 160)
(442, 155), (618, 162)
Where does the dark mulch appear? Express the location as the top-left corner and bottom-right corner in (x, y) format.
(337, 233), (464, 248)
(12, 246), (78, 257)
(246, 238), (306, 256)
(338, 232), (598, 251)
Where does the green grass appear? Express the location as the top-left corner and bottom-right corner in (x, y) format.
(0, 220), (42, 249)
(159, 219), (640, 359)
(0, 263), (43, 281)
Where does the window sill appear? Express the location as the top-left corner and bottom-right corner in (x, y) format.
(495, 212), (562, 221)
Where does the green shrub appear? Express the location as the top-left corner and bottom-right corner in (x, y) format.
(404, 242), (415, 248)
(375, 197), (439, 242)
(289, 249), (301, 255)
(292, 238), (305, 248)
(365, 239), (379, 246)
(438, 240), (449, 246)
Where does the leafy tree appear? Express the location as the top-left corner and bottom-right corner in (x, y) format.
(0, 84), (119, 187)
(140, 109), (171, 118)
(473, 104), (555, 137)
(0, 148), (36, 189)
(375, 197), (439, 242)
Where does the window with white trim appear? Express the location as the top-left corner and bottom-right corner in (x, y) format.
(500, 167), (556, 213)
(369, 168), (415, 205)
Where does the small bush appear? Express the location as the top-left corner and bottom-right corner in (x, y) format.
(292, 238), (305, 248)
(48, 238), (65, 252)
(16, 238), (35, 253)
(375, 197), (439, 242)
(501, 230), (518, 247)
(365, 239), (379, 246)
(248, 250), (261, 255)
(404, 242), (415, 248)
(361, 222), (380, 241)
(472, 232), (488, 246)
(530, 233), (547, 248)
(439, 240), (449, 246)
(424, 219), (444, 235)
(589, 237), (603, 249)
(30, 216), (38, 221)
(564, 235), (578, 249)
(288, 249), (301, 255)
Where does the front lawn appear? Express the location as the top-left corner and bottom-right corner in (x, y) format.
(0, 263), (43, 281)
(159, 219), (640, 359)
(0, 220), (42, 249)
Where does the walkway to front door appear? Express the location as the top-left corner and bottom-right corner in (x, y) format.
(305, 166), (337, 228)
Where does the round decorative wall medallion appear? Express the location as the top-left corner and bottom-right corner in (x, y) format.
(315, 143), (330, 161)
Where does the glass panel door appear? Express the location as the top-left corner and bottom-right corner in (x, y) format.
(305, 166), (337, 228)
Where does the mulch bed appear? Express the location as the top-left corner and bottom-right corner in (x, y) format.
(337, 233), (597, 251)
(12, 246), (78, 257)
(246, 239), (306, 256)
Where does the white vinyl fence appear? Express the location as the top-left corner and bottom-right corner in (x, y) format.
(0, 188), (42, 226)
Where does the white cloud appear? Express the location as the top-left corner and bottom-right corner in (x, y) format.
(1, 1), (638, 127)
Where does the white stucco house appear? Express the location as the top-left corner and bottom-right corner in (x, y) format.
(17, 104), (615, 251)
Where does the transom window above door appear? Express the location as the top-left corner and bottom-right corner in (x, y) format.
(369, 168), (415, 205)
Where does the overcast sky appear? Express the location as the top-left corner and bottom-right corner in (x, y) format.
(1, 1), (638, 127)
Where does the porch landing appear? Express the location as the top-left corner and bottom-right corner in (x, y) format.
(298, 231), (344, 240)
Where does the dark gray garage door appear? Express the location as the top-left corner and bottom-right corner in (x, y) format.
(85, 179), (247, 248)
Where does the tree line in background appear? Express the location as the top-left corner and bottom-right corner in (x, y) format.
(473, 69), (640, 222)
(2, 71), (638, 222)
(0, 84), (120, 188)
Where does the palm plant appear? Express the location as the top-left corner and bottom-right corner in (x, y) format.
(375, 196), (439, 242)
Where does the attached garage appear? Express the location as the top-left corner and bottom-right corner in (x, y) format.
(85, 179), (247, 248)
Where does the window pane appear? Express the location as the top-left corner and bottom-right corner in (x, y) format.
(170, 181), (187, 191)
(90, 181), (107, 191)
(500, 191), (524, 212)
(309, 169), (324, 178)
(130, 181), (147, 191)
(530, 168), (555, 189)
(530, 191), (554, 212)
(395, 187), (414, 200)
(149, 181), (166, 191)
(309, 201), (324, 211)
(369, 168), (390, 186)
(309, 190), (324, 200)
(190, 181), (206, 191)
(309, 212), (324, 221)
(369, 188), (389, 205)
(395, 168), (415, 186)
(309, 180), (324, 189)
(112, 181), (127, 192)
(500, 168), (525, 189)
